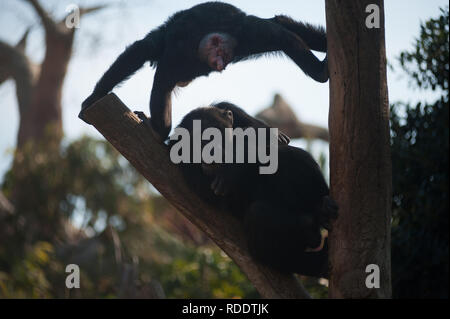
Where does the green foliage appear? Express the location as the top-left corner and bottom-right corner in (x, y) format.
(0, 136), (260, 298)
(390, 7), (449, 298)
(399, 8), (449, 91)
(0, 242), (58, 298)
(150, 245), (258, 298)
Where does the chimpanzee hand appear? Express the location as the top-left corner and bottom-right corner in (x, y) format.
(81, 92), (105, 110)
(201, 163), (236, 196)
(134, 111), (151, 125)
(133, 111), (165, 143)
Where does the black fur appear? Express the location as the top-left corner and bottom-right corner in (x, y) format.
(169, 103), (338, 277)
(82, 2), (328, 140)
(214, 102), (290, 145)
(271, 15), (327, 52)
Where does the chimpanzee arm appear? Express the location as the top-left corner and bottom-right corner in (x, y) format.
(148, 63), (177, 141)
(82, 29), (164, 109)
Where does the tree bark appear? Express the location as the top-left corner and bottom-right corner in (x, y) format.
(325, 0), (392, 298)
(79, 93), (312, 299)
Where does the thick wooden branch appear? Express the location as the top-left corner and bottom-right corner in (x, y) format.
(79, 93), (311, 299)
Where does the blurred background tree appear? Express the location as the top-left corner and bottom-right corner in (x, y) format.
(390, 7), (448, 298)
(0, 136), (261, 298)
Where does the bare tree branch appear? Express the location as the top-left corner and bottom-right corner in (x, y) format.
(15, 28), (31, 53)
(80, 5), (108, 17)
(79, 93), (312, 299)
(25, 0), (56, 32)
(58, 5), (108, 29)
(256, 94), (329, 142)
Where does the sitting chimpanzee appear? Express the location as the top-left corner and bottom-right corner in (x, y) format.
(163, 103), (338, 278)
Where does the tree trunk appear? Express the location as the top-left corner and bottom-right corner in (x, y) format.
(18, 26), (74, 147)
(79, 94), (312, 299)
(0, 0), (106, 243)
(325, 0), (392, 298)
(0, 0), (105, 149)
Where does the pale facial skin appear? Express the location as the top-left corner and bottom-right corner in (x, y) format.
(198, 33), (236, 71)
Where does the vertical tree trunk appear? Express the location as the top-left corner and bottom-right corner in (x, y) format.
(0, 0), (105, 149)
(325, 0), (392, 298)
(18, 28), (74, 147)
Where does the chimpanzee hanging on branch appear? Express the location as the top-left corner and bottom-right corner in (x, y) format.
(82, 2), (328, 141)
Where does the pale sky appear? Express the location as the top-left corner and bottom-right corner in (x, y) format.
(0, 0), (447, 181)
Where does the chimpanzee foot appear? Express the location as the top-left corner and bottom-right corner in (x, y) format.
(317, 55), (329, 83)
(201, 164), (233, 196)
